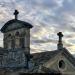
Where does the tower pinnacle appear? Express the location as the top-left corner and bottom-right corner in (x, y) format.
(14, 10), (19, 20)
(57, 32), (63, 50)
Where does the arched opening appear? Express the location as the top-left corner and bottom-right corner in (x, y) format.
(8, 34), (11, 37)
(59, 60), (65, 69)
(15, 31), (19, 36)
(7, 34), (12, 49)
(8, 34), (15, 49)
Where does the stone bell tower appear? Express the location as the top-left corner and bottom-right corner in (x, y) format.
(1, 10), (33, 54)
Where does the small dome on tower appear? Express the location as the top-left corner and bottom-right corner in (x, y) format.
(1, 10), (33, 33)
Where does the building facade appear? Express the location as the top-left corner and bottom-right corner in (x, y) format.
(0, 10), (75, 75)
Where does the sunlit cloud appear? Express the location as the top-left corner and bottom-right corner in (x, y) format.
(68, 45), (75, 54)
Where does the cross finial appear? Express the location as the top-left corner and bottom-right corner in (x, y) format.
(57, 32), (63, 43)
(14, 10), (19, 20)
(57, 32), (63, 50)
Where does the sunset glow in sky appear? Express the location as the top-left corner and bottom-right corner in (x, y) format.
(0, 0), (75, 54)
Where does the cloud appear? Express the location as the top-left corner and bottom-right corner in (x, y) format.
(0, 0), (75, 54)
(32, 39), (57, 44)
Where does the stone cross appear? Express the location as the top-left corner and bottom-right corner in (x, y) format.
(57, 32), (63, 43)
(14, 10), (19, 20)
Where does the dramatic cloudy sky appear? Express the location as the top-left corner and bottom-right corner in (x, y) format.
(0, 0), (75, 54)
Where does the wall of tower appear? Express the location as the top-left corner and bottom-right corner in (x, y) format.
(3, 27), (30, 51)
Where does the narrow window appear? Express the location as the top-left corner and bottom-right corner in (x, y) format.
(20, 38), (25, 48)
